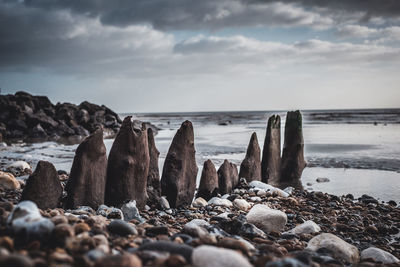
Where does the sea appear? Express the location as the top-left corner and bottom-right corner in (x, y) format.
(1, 109), (400, 202)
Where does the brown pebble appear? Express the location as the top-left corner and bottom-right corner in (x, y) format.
(94, 254), (142, 267)
(165, 254), (187, 267)
(0, 236), (14, 251)
(74, 222), (91, 234)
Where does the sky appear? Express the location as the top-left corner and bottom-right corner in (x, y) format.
(0, 0), (400, 113)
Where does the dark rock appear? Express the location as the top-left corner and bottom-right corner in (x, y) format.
(161, 120), (198, 208)
(197, 159), (219, 201)
(239, 132), (261, 182)
(94, 254), (142, 267)
(105, 116), (150, 209)
(261, 115), (281, 184)
(107, 220), (137, 236)
(280, 111), (306, 185)
(139, 241), (193, 262)
(146, 128), (161, 206)
(218, 160), (239, 195)
(66, 129), (107, 209)
(20, 161), (62, 209)
(145, 226), (169, 237)
(0, 254), (34, 267)
(31, 123), (48, 138)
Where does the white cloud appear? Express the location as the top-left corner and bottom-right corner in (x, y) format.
(337, 24), (400, 41)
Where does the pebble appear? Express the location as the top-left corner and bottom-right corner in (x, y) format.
(7, 201), (54, 243)
(246, 204), (287, 233)
(307, 233), (360, 264)
(184, 219), (210, 237)
(266, 258), (308, 267)
(285, 220), (321, 235)
(249, 181), (289, 197)
(208, 197), (233, 207)
(107, 220), (137, 236)
(233, 198), (251, 211)
(97, 205), (124, 220)
(361, 247), (399, 264)
(0, 171), (20, 190)
(121, 200), (144, 222)
(7, 161), (31, 172)
(316, 177), (330, 183)
(139, 241), (193, 262)
(94, 254), (142, 267)
(192, 197), (208, 208)
(0, 254), (34, 267)
(160, 196), (170, 210)
(192, 245), (252, 267)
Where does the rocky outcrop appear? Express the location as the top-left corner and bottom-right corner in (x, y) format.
(161, 121), (198, 208)
(261, 115), (281, 184)
(218, 160), (239, 195)
(146, 128), (161, 206)
(197, 160), (219, 201)
(0, 91), (122, 142)
(280, 111), (306, 186)
(105, 117), (150, 209)
(65, 129), (108, 209)
(20, 161), (63, 209)
(239, 132), (261, 182)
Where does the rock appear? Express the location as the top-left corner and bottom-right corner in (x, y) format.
(121, 200), (144, 222)
(285, 220), (321, 235)
(246, 204), (287, 233)
(7, 201), (54, 243)
(66, 128), (107, 209)
(218, 160), (239, 195)
(139, 241), (193, 262)
(184, 219), (210, 237)
(192, 197), (208, 208)
(7, 161), (31, 172)
(233, 198), (251, 211)
(361, 247), (399, 264)
(146, 128), (161, 205)
(249, 181), (289, 197)
(53, 223), (74, 245)
(280, 111), (306, 185)
(306, 233), (359, 264)
(197, 160), (219, 201)
(97, 205), (124, 220)
(261, 115), (281, 184)
(20, 161), (62, 209)
(161, 120), (198, 208)
(105, 116), (150, 209)
(94, 254), (142, 267)
(0, 254), (34, 267)
(107, 220), (137, 236)
(266, 258), (308, 267)
(239, 132), (261, 182)
(208, 197), (233, 207)
(192, 245), (252, 267)
(160, 196), (170, 210)
(0, 171), (20, 190)
(316, 177), (330, 183)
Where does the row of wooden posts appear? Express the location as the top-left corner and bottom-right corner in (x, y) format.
(20, 111), (306, 210)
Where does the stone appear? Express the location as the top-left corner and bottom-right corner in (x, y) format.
(306, 233), (359, 264)
(7, 201), (54, 244)
(160, 196), (170, 210)
(239, 132), (261, 182)
(121, 200), (144, 222)
(107, 220), (137, 236)
(139, 241), (193, 262)
(161, 120), (198, 208)
(94, 254), (142, 267)
(218, 160), (239, 195)
(0, 254), (34, 267)
(147, 127), (161, 205)
(266, 258), (308, 267)
(208, 197), (233, 207)
(192, 245), (252, 267)
(7, 161), (31, 172)
(197, 159), (219, 201)
(97, 205), (124, 220)
(105, 116), (150, 209)
(184, 219), (210, 237)
(233, 198), (251, 211)
(285, 220), (321, 235)
(192, 197), (208, 208)
(0, 171), (20, 190)
(280, 111), (306, 186)
(246, 204), (287, 233)
(20, 161), (62, 209)
(316, 177), (330, 183)
(66, 128), (107, 209)
(249, 181), (289, 197)
(361, 247), (399, 264)
(261, 115), (281, 184)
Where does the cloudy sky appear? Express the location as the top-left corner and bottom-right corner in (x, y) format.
(1, 0), (400, 112)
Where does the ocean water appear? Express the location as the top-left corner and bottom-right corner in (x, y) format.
(1, 109), (400, 202)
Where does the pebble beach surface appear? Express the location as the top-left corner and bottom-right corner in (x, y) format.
(0, 172), (399, 267)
